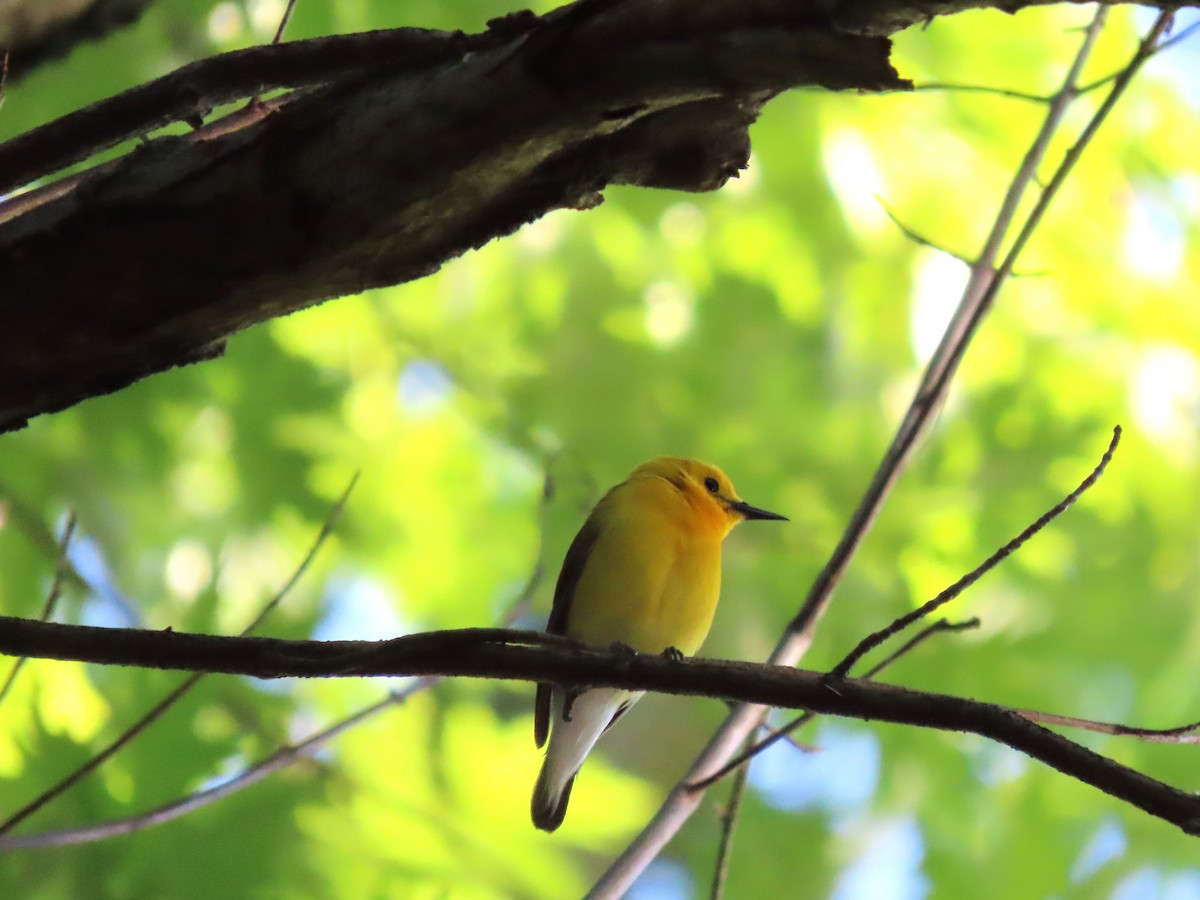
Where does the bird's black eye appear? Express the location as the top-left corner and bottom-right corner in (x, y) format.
(704, 477), (720, 494)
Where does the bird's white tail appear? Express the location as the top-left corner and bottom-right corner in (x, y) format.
(531, 687), (639, 831)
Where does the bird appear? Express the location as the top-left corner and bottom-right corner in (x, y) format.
(531, 456), (786, 832)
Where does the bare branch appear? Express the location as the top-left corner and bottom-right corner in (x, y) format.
(878, 200), (976, 264)
(0, 48), (8, 112)
(880, 201), (1045, 277)
(1076, 17), (1200, 96)
(0, 464), (557, 849)
(911, 81), (1051, 102)
(830, 426), (1120, 678)
(2, 620), (1200, 836)
(790, 8), (1109, 643)
(0, 673), (194, 840)
(272, 0), (299, 46)
(691, 618), (979, 791)
(0, 4), (909, 432)
(709, 740), (752, 900)
(507, 465), (557, 621)
(0, 680), (430, 850)
(0, 476), (356, 839)
(0, 513), (76, 708)
(983, 12), (1176, 296)
(1014, 709), (1200, 745)
(246, 471), (358, 633)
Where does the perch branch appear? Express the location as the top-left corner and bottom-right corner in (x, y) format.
(1, 620), (1199, 836)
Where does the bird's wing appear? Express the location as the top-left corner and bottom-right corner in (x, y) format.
(534, 511), (603, 748)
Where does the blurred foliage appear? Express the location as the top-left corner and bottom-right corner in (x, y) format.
(3, 1), (1200, 898)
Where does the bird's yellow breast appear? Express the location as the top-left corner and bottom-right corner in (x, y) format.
(564, 476), (725, 656)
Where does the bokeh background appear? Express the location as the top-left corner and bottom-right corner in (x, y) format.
(3, 1), (1200, 897)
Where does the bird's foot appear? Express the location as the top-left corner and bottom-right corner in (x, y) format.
(661, 646), (685, 662)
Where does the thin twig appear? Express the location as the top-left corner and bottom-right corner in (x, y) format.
(507, 465), (556, 621)
(0, 514), (76, 708)
(1076, 18), (1200, 96)
(0, 485), (86, 590)
(0, 675), (194, 840)
(980, 13), (1174, 304)
(243, 0), (303, 111)
(880, 201), (1045, 277)
(830, 426), (1120, 679)
(0, 679), (430, 849)
(690, 618), (980, 791)
(245, 472), (358, 634)
(912, 81), (1050, 103)
(848, 617), (982, 680)
(0, 464), (557, 849)
(839, 11), (1173, 677)
(708, 739), (752, 900)
(786, 6), (1109, 651)
(272, 0), (299, 45)
(879, 201), (975, 264)
(0, 476), (356, 840)
(1014, 709), (1200, 744)
(0, 49), (8, 112)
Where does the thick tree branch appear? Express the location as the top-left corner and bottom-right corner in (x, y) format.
(0, 1), (905, 433)
(0, 0), (155, 82)
(0, 616), (1198, 836)
(2, 0), (1194, 432)
(0, 28), (492, 197)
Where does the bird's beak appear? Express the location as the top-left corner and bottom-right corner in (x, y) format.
(729, 500), (788, 521)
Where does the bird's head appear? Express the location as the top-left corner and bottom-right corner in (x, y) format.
(631, 457), (787, 537)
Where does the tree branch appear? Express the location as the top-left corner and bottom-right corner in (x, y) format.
(0, 617), (1198, 836)
(830, 425), (1119, 678)
(0, 28), (491, 197)
(0, 475), (355, 839)
(0, 466), (550, 848)
(690, 617), (980, 791)
(0, 680), (433, 850)
(2, 0), (1193, 432)
(0, 0), (905, 433)
(0, 0), (154, 83)
(0, 513), (75, 708)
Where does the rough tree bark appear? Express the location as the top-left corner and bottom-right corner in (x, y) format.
(0, 0), (1191, 432)
(0, 0), (156, 80)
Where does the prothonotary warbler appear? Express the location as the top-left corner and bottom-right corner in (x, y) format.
(531, 456), (786, 832)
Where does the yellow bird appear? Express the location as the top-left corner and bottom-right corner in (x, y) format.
(532, 456), (786, 832)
